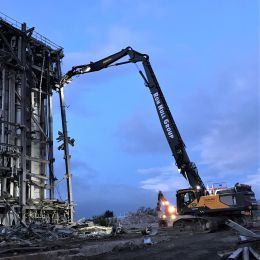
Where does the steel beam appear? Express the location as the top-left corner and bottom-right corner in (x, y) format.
(0, 30), (23, 66)
(58, 85), (73, 223)
(225, 219), (260, 238)
(48, 91), (54, 199)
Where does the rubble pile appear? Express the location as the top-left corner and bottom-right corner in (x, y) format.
(0, 216), (157, 258)
(116, 209), (158, 235)
(0, 211), (157, 255)
(72, 221), (113, 238)
(0, 221), (113, 247)
(119, 211), (157, 230)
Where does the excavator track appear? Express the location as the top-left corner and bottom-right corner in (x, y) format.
(172, 214), (253, 233)
(172, 216), (223, 233)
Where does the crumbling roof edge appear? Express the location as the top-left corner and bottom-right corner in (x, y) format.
(0, 11), (62, 51)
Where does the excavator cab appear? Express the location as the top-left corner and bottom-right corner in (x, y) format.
(176, 189), (197, 214)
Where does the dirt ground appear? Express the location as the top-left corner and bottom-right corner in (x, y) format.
(2, 226), (260, 260)
(87, 228), (239, 260)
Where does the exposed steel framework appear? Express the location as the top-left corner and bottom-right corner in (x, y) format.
(0, 13), (73, 224)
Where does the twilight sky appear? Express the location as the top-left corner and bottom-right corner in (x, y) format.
(1, 0), (259, 219)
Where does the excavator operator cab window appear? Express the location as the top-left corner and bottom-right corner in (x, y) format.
(178, 190), (196, 210)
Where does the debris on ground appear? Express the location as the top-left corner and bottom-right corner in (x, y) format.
(0, 210), (258, 259)
(119, 207), (157, 230)
(0, 208), (158, 254)
(0, 221), (113, 247)
(216, 219), (260, 259)
(115, 207), (157, 236)
(143, 237), (153, 245)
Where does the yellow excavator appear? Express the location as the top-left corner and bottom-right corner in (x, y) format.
(157, 181), (256, 232)
(60, 47), (257, 232)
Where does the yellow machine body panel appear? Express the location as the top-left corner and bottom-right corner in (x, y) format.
(188, 194), (230, 209)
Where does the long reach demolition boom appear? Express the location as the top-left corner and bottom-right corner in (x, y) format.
(61, 46), (205, 193)
(60, 47), (257, 231)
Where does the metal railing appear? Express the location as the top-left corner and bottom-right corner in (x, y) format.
(0, 11), (62, 50)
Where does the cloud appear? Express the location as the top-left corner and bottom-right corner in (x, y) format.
(62, 25), (151, 72)
(116, 111), (170, 154)
(70, 160), (98, 197)
(100, 0), (167, 20)
(52, 155), (98, 201)
(139, 164), (188, 192)
(71, 159), (97, 177)
(138, 163), (188, 206)
(75, 184), (156, 219)
(196, 61), (259, 177)
(244, 171), (260, 198)
(60, 25), (156, 119)
(187, 59), (259, 195)
(199, 118), (258, 173)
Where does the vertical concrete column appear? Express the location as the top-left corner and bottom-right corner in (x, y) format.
(48, 92), (54, 199)
(1, 68), (6, 197)
(1, 178), (6, 195)
(8, 73), (16, 198)
(19, 23), (27, 221)
(10, 158), (14, 197)
(1, 68), (5, 145)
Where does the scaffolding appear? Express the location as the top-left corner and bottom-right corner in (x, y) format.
(0, 14), (72, 225)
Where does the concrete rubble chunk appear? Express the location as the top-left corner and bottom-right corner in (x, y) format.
(0, 220), (115, 249)
(143, 237), (153, 245)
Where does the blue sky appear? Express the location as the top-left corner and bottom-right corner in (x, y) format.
(1, 1), (259, 218)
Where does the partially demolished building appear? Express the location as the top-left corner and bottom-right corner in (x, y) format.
(0, 13), (71, 225)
